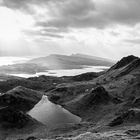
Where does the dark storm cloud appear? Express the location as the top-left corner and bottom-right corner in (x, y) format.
(35, 0), (140, 30)
(2, 0), (58, 9)
(2, 0), (140, 33)
(103, 0), (140, 26)
(36, 0), (99, 28)
(3, 0), (28, 9)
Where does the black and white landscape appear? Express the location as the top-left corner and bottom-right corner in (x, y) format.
(0, 54), (113, 78)
(0, 0), (140, 140)
(0, 55), (140, 140)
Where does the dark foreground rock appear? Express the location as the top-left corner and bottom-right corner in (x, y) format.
(65, 86), (111, 110)
(81, 86), (111, 106)
(0, 107), (39, 129)
(26, 136), (38, 140)
(1, 55), (140, 140)
(109, 108), (140, 127)
(109, 55), (138, 71)
(0, 86), (43, 112)
(125, 129), (140, 136)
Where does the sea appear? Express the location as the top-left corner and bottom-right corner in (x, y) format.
(0, 57), (109, 78)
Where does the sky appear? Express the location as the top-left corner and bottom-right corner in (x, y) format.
(0, 0), (140, 60)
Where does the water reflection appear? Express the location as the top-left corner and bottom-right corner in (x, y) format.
(28, 96), (81, 128)
(11, 66), (109, 78)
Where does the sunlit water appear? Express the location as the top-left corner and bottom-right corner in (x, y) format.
(28, 95), (81, 128)
(0, 57), (30, 66)
(0, 57), (109, 77)
(11, 66), (109, 78)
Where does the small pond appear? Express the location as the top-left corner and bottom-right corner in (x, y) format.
(28, 96), (81, 128)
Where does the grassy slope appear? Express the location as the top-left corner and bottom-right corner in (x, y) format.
(1, 55), (140, 139)
(45, 56), (140, 139)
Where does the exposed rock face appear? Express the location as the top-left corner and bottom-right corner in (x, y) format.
(109, 108), (140, 127)
(0, 86), (43, 112)
(63, 86), (112, 119)
(1, 55), (140, 139)
(117, 58), (140, 77)
(109, 55), (138, 71)
(132, 97), (140, 107)
(79, 86), (111, 107)
(26, 136), (38, 140)
(125, 130), (140, 136)
(48, 94), (60, 103)
(47, 83), (96, 104)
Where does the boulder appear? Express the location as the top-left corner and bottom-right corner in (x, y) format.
(109, 108), (140, 127)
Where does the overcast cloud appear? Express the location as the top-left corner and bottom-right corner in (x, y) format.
(0, 0), (140, 59)
(3, 0), (140, 28)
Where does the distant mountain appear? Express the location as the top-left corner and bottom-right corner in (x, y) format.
(109, 55), (138, 71)
(0, 55), (140, 139)
(28, 54), (114, 70)
(47, 55), (140, 124)
(0, 54), (114, 75)
(71, 53), (114, 62)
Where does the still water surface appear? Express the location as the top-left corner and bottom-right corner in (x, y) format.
(11, 66), (109, 78)
(28, 96), (81, 128)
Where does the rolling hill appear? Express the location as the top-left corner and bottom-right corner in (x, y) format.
(0, 55), (140, 139)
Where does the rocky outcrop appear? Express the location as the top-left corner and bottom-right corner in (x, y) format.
(109, 55), (138, 71)
(79, 86), (111, 107)
(132, 97), (140, 107)
(47, 83), (96, 104)
(64, 86), (111, 117)
(1, 55), (140, 139)
(0, 86), (43, 112)
(109, 108), (140, 127)
(117, 58), (140, 77)
(26, 137), (38, 140)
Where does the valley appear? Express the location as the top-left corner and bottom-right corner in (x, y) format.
(0, 55), (140, 139)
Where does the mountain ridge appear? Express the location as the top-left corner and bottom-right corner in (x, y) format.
(0, 54), (114, 75)
(0, 55), (140, 139)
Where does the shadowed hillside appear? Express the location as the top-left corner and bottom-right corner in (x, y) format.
(0, 55), (140, 139)
(0, 86), (43, 112)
